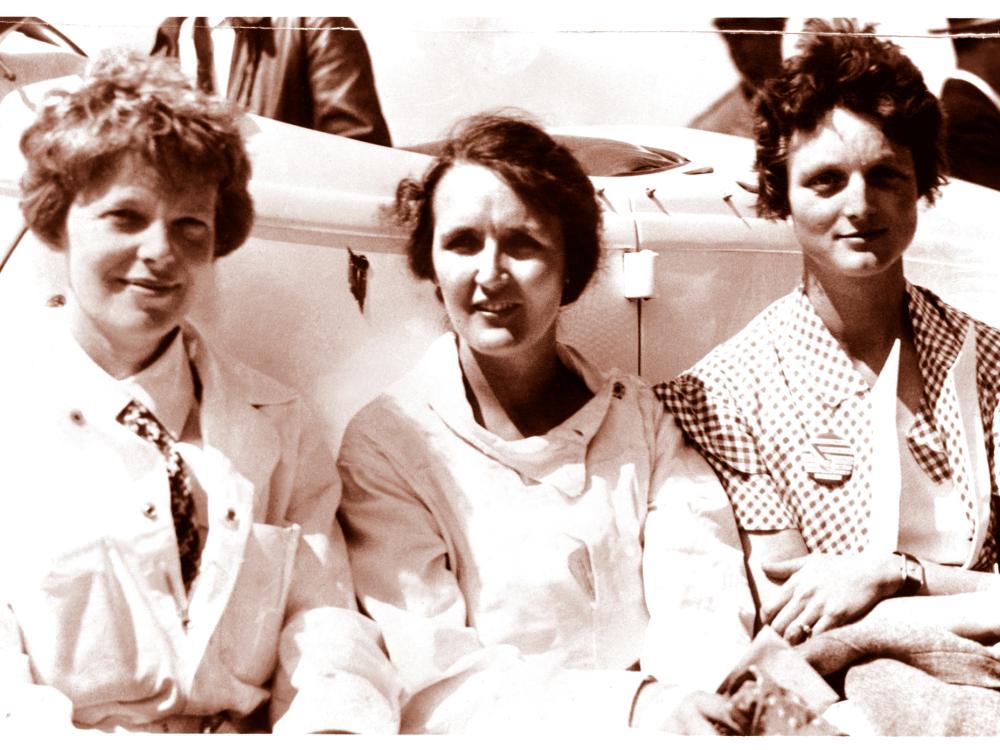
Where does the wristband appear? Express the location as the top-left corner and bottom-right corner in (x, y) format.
(894, 551), (925, 596)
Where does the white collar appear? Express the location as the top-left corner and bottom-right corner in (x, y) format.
(56, 316), (195, 440)
(414, 333), (623, 496)
(121, 329), (196, 440)
(950, 69), (1000, 113)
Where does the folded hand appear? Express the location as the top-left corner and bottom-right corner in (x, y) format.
(761, 552), (900, 643)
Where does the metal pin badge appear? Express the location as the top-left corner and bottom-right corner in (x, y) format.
(803, 431), (854, 484)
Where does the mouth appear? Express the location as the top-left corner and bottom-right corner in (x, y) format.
(122, 277), (181, 294)
(473, 300), (519, 316)
(837, 228), (887, 242)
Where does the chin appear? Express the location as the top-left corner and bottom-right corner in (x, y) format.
(845, 256), (903, 278)
(114, 311), (182, 342)
(817, 249), (902, 279)
(465, 330), (520, 357)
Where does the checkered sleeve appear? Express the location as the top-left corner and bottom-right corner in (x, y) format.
(661, 373), (796, 531)
(979, 322), (1000, 499)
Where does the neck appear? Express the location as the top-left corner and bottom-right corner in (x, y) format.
(803, 261), (909, 367)
(458, 335), (562, 416)
(70, 317), (178, 379)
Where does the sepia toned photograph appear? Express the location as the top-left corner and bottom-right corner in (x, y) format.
(0, 4), (998, 737)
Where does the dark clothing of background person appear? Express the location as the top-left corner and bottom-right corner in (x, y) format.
(941, 76), (1000, 190)
(688, 18), (786, 138)
(937, 18), (1000, 191)
(152, 17), (392, 146)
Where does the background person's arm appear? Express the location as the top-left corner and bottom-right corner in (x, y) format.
(304, 17), (392, 145)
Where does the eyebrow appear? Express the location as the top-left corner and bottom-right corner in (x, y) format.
(797, 149), (910, 175)
(439, 226), (480, 242)
(503, 227), (546, 243)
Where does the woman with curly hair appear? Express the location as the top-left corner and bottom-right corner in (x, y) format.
(0, 49), (400, 733)
(336, 113), (755, 733)
(664, 18), (1000, 645)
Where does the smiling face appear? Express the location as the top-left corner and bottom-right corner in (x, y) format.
(60, 154), (219, 372)
(430, 162), (566, 365)
(787, 107), (919, 282)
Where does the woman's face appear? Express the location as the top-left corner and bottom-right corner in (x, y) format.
(61, 154), (218, 364)
(430, 162), (566, 363)
(787, 107), (919, 281)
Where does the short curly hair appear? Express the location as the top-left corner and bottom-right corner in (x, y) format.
(393, 113), (602, 306)
(19, 48), (253, 257)
(753, 18), (946, 220)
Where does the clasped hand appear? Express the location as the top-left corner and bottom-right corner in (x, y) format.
(761, 552), (901, 643)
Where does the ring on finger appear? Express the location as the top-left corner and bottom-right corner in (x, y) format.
(799, 622), (813, 639)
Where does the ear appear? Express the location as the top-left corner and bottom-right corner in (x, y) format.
(27, 220), (68, 253)
(44, 227), (69, 252)
(36, 206), (72, 252)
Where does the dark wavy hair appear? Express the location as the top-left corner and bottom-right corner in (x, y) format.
(753, 18), (946, 220)
(393, 113), (601, 306)
(19, 48), (253, 257)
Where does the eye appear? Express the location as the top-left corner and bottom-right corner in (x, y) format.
(104, 209), (147, 231)
(805, 170), (845, 196)
(440, 229), (482, 254)
(175, 218), (212, 243)
(171, 218), (214, 258)
(501, 230), (546, 260)
(868, 165), (910, 187)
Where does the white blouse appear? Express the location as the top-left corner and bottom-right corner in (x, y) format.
(870, 333), (984, 564)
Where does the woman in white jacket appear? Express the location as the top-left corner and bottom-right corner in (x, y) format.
(337, 114), (755, 734)
(0, 49), (399, 733)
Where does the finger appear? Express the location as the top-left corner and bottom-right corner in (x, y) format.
(785, 616), (816, 645)
(762, 579), (797, 627)
(761, 555), (809, 580)
(768, 589), (808, 637)
(790, 601), (827, 641)
(811, 612), (838, 638)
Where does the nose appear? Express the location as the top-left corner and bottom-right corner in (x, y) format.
(136, 220), (175, 266)
(843, 174), (874, 221)
(474, 240), (506, 288)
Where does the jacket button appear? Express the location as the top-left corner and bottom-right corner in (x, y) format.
(46, 294), (66, 307)
(69, 410), (85, 425)
(223, 508), (238, 528)
(142, 502), (158, 520)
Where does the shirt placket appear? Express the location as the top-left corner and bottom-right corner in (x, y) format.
(778, 298), (874, 553)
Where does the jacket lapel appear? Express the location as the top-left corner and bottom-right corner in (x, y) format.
(180, 328), (283, 663)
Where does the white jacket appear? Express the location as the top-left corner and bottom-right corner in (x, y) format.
(338, 333), (754, 732)
(0, 312), (400, 733)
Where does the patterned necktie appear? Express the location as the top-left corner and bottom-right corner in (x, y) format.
(118, 399), (201, 590)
